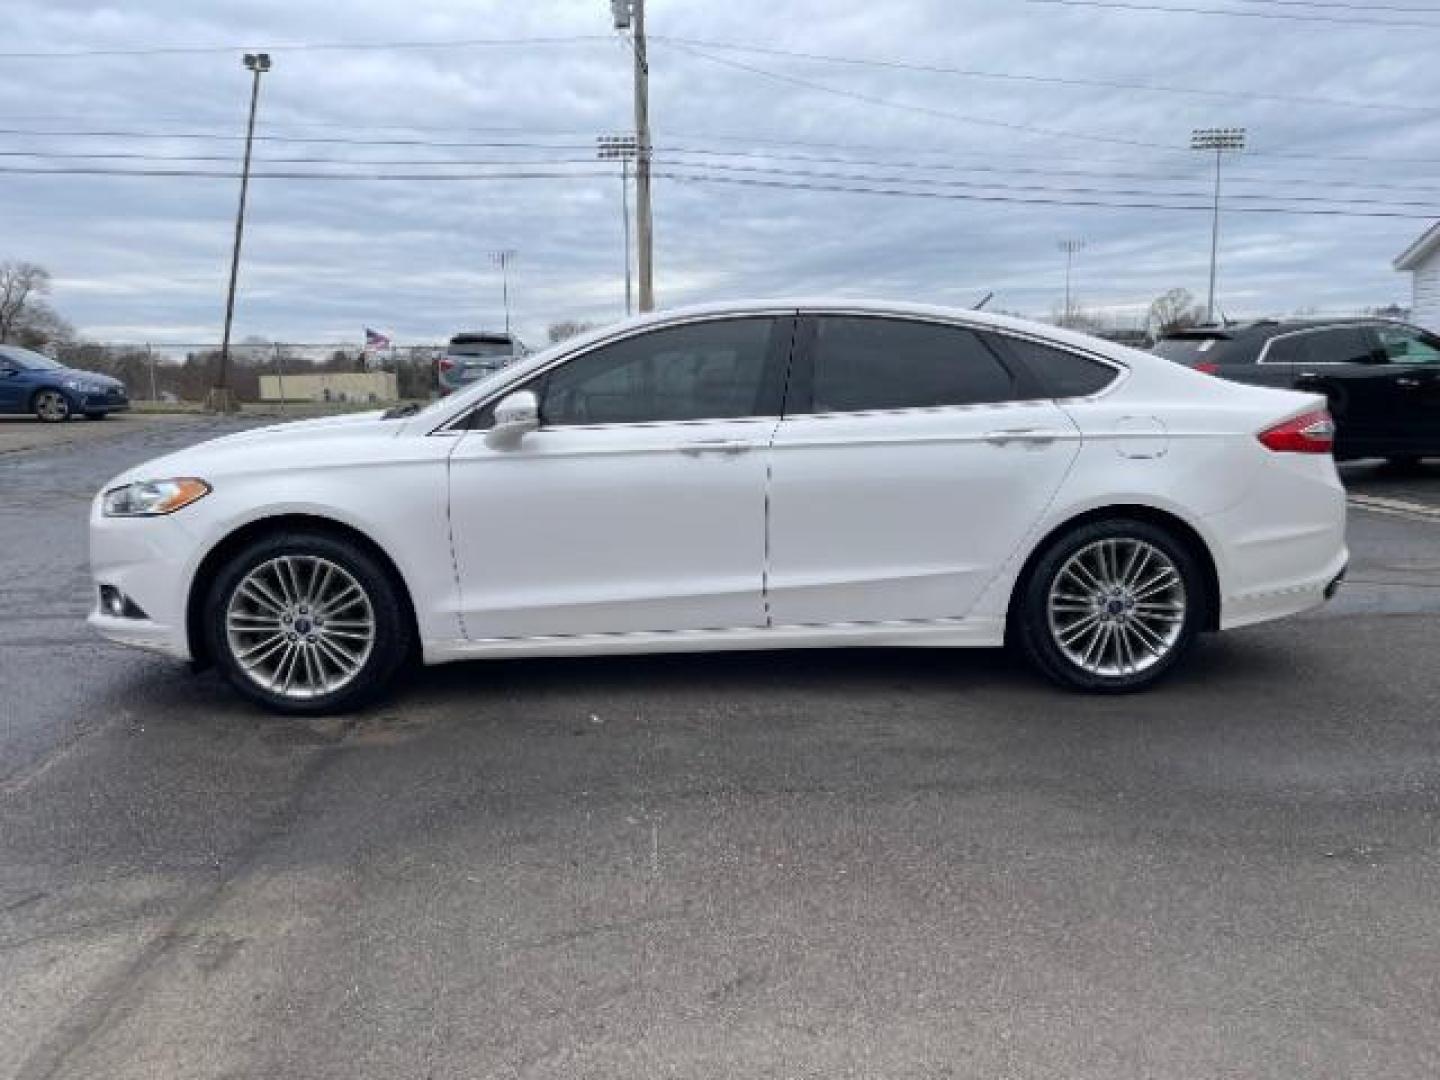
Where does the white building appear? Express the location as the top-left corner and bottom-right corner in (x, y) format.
(1394, 221), (1440, 331)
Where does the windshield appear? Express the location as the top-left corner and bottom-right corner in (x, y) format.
(0, 345), (63, 370)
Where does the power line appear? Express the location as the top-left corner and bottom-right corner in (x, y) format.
(1024, 0), (1440, 29)
(1223, 0), (1440, 12)
(659, 38), (1188, 155)
(661, 170), (1439, 219)
(10, 120), (1440, 170)
(0, 35), (608, 60)
(0, 160), (1433, 219)
(653, 35), (1438, 116)
(14, 144), (1440, 199)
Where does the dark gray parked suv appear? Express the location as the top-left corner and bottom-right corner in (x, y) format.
(1155, 319), (1440, 465)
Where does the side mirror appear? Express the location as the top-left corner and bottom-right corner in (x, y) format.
(484, 389), (540, 449)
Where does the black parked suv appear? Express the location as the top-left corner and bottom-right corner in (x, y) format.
(1155, 319), (1440, 465)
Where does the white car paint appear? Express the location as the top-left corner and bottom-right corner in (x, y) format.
(88, 299), (1347, 672)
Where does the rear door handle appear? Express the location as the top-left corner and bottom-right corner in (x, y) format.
(680, 439), (751, 457)
(984, 428), (1061, 446)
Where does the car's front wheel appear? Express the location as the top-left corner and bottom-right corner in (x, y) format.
(1015, 518), (1206, 693)
(32, 389), (71, 422)
(204, 530), (413, 714)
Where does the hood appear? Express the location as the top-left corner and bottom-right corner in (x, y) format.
(59, 367), (125, 389)
(102, 409), (399, 491)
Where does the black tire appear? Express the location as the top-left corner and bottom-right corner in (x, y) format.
(31, 389), (72, 423)
(84, 411), (108, 421)
(1014, 517), (1207, 693)
(204, 530), (413, 715)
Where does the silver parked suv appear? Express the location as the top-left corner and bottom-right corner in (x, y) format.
(437, 331), (525, 394)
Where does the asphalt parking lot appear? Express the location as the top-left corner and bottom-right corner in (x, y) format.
(3, 416), (1439, 1079)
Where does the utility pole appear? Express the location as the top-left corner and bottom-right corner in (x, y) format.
(1058, 239), (1085, 327)
(1190, 127), (1246, 325)
(597, 134), (637, 316)
(490, 249), (517, 336)
(612, 0), (654, 311)
(212, 51), (271, 413)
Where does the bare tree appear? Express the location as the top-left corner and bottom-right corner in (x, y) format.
(0, 262), (59, 344)
(547, 320), (598, 344)
(1147, 288), (1205, 337)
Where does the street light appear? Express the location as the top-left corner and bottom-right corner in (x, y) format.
(490, 249), (517, 336)
(1058, 239), (1086, 327)
(211, 51), (272, 413)
(1191, 127), (1247, 325)
(597, 134), (638, 316)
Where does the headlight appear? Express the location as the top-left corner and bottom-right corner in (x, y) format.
(102, 478), (211, 517)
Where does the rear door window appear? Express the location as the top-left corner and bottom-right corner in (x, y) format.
(1308, 328), (1377, 365)
(1262, 333), (1316, 366)
(805, 316), (1017, 413)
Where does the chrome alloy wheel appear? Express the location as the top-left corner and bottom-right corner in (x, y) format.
(35, 389), (70, 422)
(1046, 538), (1187, 678)
(224, 555), (376, 700)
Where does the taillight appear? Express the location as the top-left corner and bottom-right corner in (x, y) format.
(1258, 408), (1335, 454)
(438, 357), (454, 373)
(1193, 361), (1220, 375)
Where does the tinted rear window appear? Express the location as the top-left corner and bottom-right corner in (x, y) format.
(1001, 337), (1117, 398)
(1153, 336), (1234, 365)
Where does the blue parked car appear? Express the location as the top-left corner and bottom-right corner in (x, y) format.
(0, 344), (130, 422)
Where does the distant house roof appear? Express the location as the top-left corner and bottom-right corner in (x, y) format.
(1395, 221), (1440, 272)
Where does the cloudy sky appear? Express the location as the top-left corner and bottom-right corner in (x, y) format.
(2, 0), (1437, 346)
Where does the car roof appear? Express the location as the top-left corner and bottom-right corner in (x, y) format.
(1163, 317), (1409, 342)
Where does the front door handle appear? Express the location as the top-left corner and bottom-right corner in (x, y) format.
(679, 439), (751, 457)
(1395, 376), (1423, 389)
(984, 428), (1060, 446)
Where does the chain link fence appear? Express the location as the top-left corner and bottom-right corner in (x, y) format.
(48, 342), (447, 404)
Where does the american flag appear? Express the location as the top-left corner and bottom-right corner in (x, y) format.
(364, 327), (392, 351)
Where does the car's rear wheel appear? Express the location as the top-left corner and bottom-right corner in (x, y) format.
(204, 531), (412, 715)
(1016, 518), (1206, 693)
(32, 389), (71, 423)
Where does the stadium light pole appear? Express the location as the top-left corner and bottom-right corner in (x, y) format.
(212, 51), (271, 413)
(597, 134), (638, 316)
(1059, 239), (1086, 327)
(1191, 127), (1247, 325)
(490, 249), (517, 336)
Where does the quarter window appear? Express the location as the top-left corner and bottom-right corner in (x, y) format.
(1000, 337), (1117, 398)
(536, 318), (777, 426)
(808, 317), (1016, 413)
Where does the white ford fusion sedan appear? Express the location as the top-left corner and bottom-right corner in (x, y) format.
(89, 300), (1347, 713)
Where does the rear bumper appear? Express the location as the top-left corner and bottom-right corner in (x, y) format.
(1219, 548), (1348, 630)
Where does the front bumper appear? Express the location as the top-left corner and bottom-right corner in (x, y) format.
(88, 501), (197, 661)
(76, 387), (130, 413)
